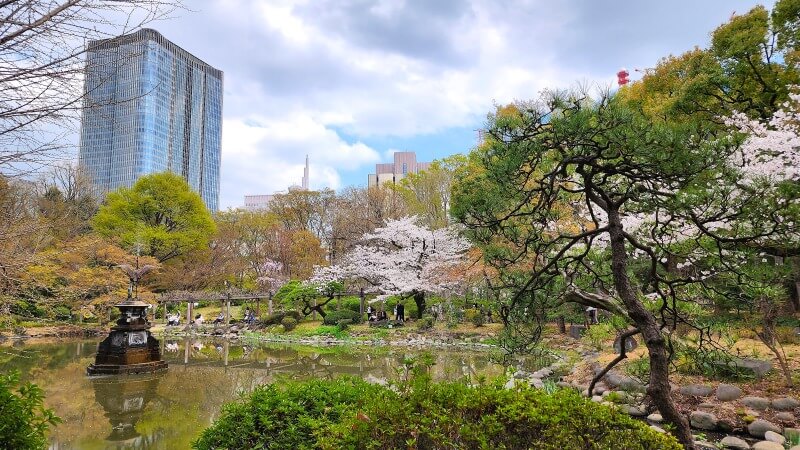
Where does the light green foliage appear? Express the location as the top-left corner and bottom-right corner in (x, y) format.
(92, 172), (215, 262)
(193, 374), (681, 450)
(464, 308), (484, 327)
(582, 323), (616, 351)
(392, 155), (466, 229)
(0, 370), (61, 450)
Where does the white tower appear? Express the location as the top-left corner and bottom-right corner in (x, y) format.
(302, 154), (309, 190)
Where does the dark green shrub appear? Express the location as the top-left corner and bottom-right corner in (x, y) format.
(0, 370), (61, 450)
(194, 377), (681, 450)
(281, 317), (298, 331)
(336, 319), (351, 331)
(53, 306), (72, 321)
(417, 315), (434, 330)
(323, 309), (362, 325)
(262, 310), (302, 326)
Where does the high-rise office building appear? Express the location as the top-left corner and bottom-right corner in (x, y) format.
(78, 28), (223, 212)
(368, 151), (430, 187)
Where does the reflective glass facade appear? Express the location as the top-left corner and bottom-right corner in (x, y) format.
(79, 29), (223, 212)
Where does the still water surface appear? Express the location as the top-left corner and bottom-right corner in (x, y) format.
(0, 337), (534, 450)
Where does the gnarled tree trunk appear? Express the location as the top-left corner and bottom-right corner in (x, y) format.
(607, 208), (694, 449)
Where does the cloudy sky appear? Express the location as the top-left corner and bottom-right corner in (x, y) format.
(150, 0), (772, 209)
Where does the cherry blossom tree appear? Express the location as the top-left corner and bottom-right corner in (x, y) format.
(311, 217), (470, 318)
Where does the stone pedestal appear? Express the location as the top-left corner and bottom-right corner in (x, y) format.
(88, 299), (168, 376)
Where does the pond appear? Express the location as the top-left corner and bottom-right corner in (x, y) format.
(0, 336), (539, 450)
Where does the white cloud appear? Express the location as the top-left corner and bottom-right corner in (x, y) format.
(219, 114), (380, 208)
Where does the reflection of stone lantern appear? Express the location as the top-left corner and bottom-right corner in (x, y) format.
(87, 262), (167, 375)
(91, 372), (162, 444)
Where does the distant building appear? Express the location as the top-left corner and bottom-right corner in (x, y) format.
(243, 155), (310, 210)
(367, 151), (430, 187)
(78, 28), (223, 212)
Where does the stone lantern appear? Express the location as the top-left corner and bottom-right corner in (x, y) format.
(87, 262), (167, 375)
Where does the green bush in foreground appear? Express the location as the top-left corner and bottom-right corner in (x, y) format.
(193, 375), (680, 450)
(0, 370), (61, 450)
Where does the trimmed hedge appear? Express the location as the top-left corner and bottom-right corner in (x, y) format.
(261, 310), (302, 326)
(322, 309), (363, 325)
(280, 317), (298, 331)
(193, 377), (681, 450)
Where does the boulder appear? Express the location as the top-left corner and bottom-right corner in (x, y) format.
(743, 397), (771, 411)
(772, 397), (800, 411)
(763, 431), (785, 445)
(691, 411), (719, 430)
(603, 371), (646, 393)
(649, 425), (665, 433)
(612, 334), (638, 353)
(775, 412), (795, 422)
(748, 419), (782, 438)
(716, 384), (743, 402)
(695, 441), (718, 450)
(712, 357), (773, 379)
(681, 384), (714, 397)
(719, 435), (750, 449)
(647, 413), (663, 423)
(752, 442), (784, 450)
(626, 405), (648, 417)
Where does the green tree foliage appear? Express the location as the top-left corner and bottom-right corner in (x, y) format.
(392, 155), (466, 229)
(619, 0), (799, 124)
(193, 376), (680, 450)
(92, 172), (215, 262)
(0, 370), (61, 450)
(275, 280), (343, 318)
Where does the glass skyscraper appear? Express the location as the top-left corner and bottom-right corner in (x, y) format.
(79, 29), (223, 212)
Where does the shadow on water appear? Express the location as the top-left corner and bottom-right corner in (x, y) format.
(0, 337), (543, 450)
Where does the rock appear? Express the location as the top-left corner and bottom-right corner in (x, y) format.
(719, 435), (750, 449)
(504, 379), (515, 390)
(531, 378), (544, 389)
(681, 384), (714, 397)
(743, 397), (771, 411)
(647, 413), (663, 423)
(649, 425), (665, 433)
(752, 442), (784, 450)
(604, 371), (647, 393)
(698, 402), (717, 411)
(763, 431), (785, 445)
(591, 395), (603, 403)
(775, 412), (795, 422)
(695, 441), (718, 450)
(626, 405), (648, 417)
(568, 324), (586, 338)
(513, 370), (527, 379)
(556, 381), (571, 389)
(612, 334), (638, 353)
(712, 358), (773, 379)
(748, 419), (782, 438)
(716, 384), (743, 402)
(691, 411), (719, 430)
(772, 397), (800, 411)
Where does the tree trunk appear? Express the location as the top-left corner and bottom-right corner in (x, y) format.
(413, 291), (426, 319)
(607, 208), (694, 449)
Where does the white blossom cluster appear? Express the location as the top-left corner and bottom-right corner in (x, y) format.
(310, 217), (470, 299)
(725, 90), (800, 182)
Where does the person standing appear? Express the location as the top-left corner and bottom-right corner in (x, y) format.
(397, 303), (405, 322)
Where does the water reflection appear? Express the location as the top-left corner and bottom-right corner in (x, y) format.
(0, 337), (533, 450)
(91, 373), (163, 448)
